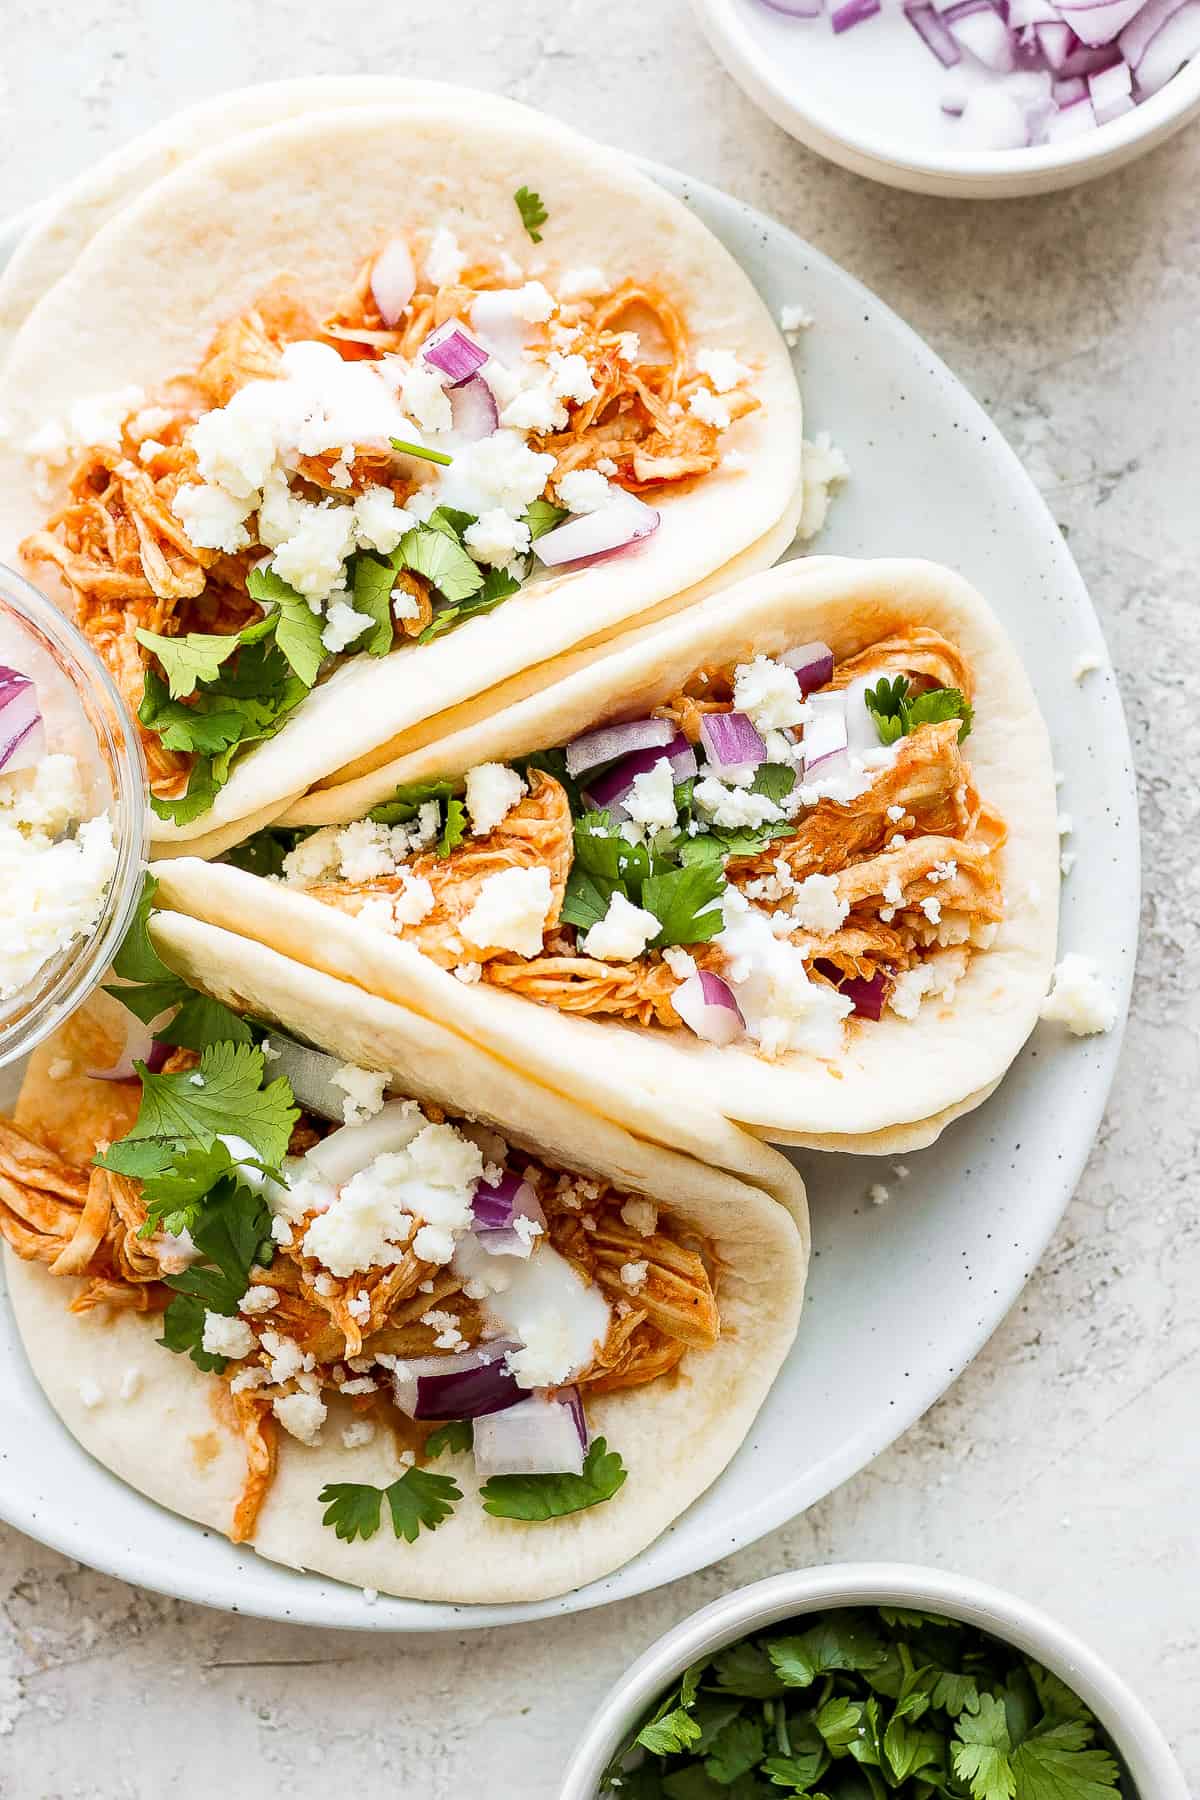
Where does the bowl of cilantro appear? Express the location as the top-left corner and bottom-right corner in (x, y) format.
(560, 1564), (1189, 1800)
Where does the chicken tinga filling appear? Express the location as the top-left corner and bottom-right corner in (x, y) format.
(238, 628), (1006, 1057)
(20, 215), (759, 829)
(0, 907), (721, 1546)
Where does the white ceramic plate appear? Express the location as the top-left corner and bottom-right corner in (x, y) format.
(0, 164), (1138, 1631)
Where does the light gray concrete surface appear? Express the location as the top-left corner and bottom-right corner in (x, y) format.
(0, 4), (1196, 1795)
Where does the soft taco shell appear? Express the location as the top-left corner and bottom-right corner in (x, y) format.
(153, 557), (1060, 1150)
(0, 101), (802, 850)
(4, 916), (806, 1604)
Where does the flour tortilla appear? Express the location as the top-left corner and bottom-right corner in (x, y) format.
(153, 557), (1060, 1149)
(4, 918), (806, 1603)
(0, 101), (802, 850)
(0, 80), (573, 363)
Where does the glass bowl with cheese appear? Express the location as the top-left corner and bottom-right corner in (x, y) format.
(0, 563), (147, 1069)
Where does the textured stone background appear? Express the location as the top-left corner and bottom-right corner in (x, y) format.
(0, 3), (1196, 1794)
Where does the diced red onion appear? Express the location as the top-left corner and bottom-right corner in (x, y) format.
(1008, 0), (1060, 26)
(1053, 71), (1091, 97)
(308, 1099), (427, 1185)
(906, 3), (965, 61)
(1129, 0), (1200, 89)
(583, 732), (692, 813)
(1034, 18), (1077, 62)
(472, 1391), (587, 1479)
(780, 640), (835, 695)
(471, 1169), (547, 1259)
(369, 239), (416, 328)
(816, 960), (889, 1020)
(1088, 56), (1136, 111)
(944, 0), (1018, 68)
(672, 971), (745, 1046)
(391, 1341), (523, 1421)
(832, 0), (881, 29)
(755, 0), (823, 12)
(1059, 34), (1122, 70)
(560, 1384), (589, 1452)
(842, 676), (883, 755)
(1057, 0), (1145, 41)
(88, 1014), (157, 1081)
(0, 667), (46, 775)
(1119, 0), (1187, 60)
(565, 717), (675, 778)
(447, 374), (499, 444)
(1046, 91), (1098, 131)
(256, 1035), (353, 1124)
(802, 691), (849, 775)
(421, 321), (489, 388)
(534, 494), (660, 569)
(699, 710), (767, 772)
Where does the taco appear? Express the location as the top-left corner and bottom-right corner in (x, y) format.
(152, 557), (1060, 1151)
(0, 906), (806, 1603)
(0, 101), (803, 852)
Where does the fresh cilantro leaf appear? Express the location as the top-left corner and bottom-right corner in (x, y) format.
(105, 874), (253, 1052)
(159, 1293), (227, 1371)
(1025, 1665), (1092, 1727)
(107, 1040), (298, 1168)
(864, 676), (972, 747)
(221, 828), (299, 878)
(705, 1715), (765, 1784)
(953, 1694), (1015, 1800)
(712, 1642), (787, 1700)
(400, 522), (483, 603)
(319, 1482), (384, 1543)
(878, 1607), (958, 1630)
(149, 762), (219, 826)
(390, 437), (454, 467)
(907, 687), (974, 739)
(639, 1704), (703, 1759)
(349, 552), (398, 657)
(761, 1750), (829, 1790)
(417, 565), (522, 643)
(424, 1419), (473, 1460)
(479, 1436), (626, 1519)
(111, 873), (173, 985)
(368, 778), (457, 825)
(768, 1616), (889, 1690)
(134, 628), (243, 699)
(750, 762), (796, 804)
(511, 745), (588, 815)
(134, 1140), (236, 1237)
(561, 865), (618, 933)
(158, 1179), (274, 1371)
(245, 566), (326, 686)
(320, 1467), (461, 1545)
(814, 1696), (868, 1755)
(524, 497), (568, 539)
(693, 1699), (746, 1755)
(440, 796), (468, 857)
(425, 504), (477, 541)
(1010, 1723), (1120, 1799)
(385, 1466), (462, 1541)
(138, 669), (247, 755)
(514, 184), (548, 242)
(641, 862), (726, 948)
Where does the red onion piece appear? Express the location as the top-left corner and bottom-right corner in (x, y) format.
(565, 717), (675, 778)
(471, 1170), (547, 1259)
(448, 374), (499, 444)
(560, 1384), (589, 1452)
(802, 692), (849, 775)
(673, 971), (745, 1046)
(944, 1), (1017, 69)
(832, 0), (882, 29)
(0, 668), (45, 775)
(666, 735), (699, 783)
(941, 95), (968, 112)
(1053, 72), (1091, 98)
(585, 735), (688, 812)
(781, 640), (835, 695)
(369, 239), (416, 328)
(1059, 35), (1122, 70)
(146, 1040), (172, 1074)
(1119, 0), (1188, 61)
(1130, 0), (1200, 89)
(391, 1342), (523, 1420)
(1087, 57), (1134, 112)
(816, 960), (888, 1020)
(1046, 92), (1098, 132)
(842, 676), (883, 754)
(472, 1392), (587, 1479)
(534, 494), (660, 569)
(88, 1007), (176, 1081)
(1034, 18), (1077, 62)
(1057, 0), (1145, 42)
(1008, 0), (1061, 25)
(755, 0), (823, 12)
(421, 321), (489, 388)
(906, 3), (966, 60)
(699, 710), (767, 772)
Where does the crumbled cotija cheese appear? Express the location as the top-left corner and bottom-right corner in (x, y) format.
(0, 754), (117, 999)
(464, 763), (526, 836)
(1039, 954), (1117, 1036)
(582, 891), (662, 963)
(460, 866), (553, 956)
(331, 1064), (388, 1126)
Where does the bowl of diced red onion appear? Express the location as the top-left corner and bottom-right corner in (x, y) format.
(693, 0), (1200, 192)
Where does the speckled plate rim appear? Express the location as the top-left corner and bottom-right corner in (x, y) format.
(0, 146), (1138, 1632)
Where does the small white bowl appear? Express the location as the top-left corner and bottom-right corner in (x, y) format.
(693, 0), (1200, 196)
(560, 1563), (1190, 1798)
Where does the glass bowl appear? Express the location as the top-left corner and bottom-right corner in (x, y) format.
(0, 562), (147, 1069)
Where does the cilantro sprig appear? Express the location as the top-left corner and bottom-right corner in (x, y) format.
(480, 1437), (627, 1519)
(514, 185), (548, 243)
(561, 810), (725, 948)
(603, 1608), (1126, 1799)
(865, 676), (974, 747)
(319, 1468), (463, 1543)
